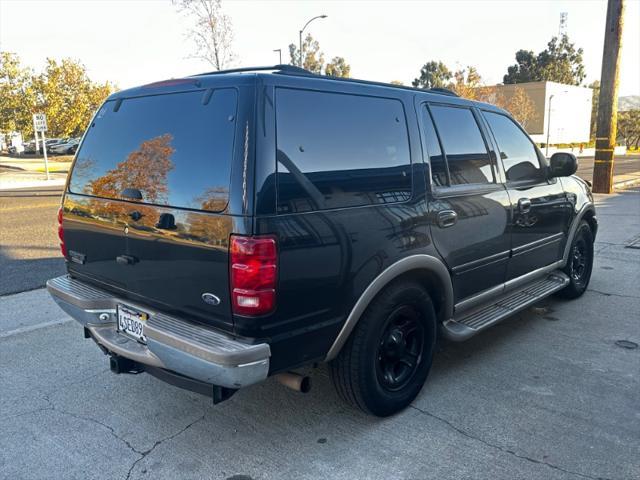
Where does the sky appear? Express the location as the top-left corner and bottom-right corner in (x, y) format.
(1, 0), (639, 96)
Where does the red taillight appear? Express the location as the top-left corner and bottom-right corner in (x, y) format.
(57, 207), (67, 258)
(230, 235), (277, 316)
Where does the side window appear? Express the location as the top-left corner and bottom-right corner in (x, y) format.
(421, 106), (447, 187)
(276, 88), (411, 213)
(484, 111), (545, 183)
(429, 105), (494, 186)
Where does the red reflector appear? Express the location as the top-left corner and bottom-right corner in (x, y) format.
(57, 207), (67, 258)
(230, 235), (277, 316)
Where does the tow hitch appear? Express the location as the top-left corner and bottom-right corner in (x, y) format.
(109, 354), (144, 375)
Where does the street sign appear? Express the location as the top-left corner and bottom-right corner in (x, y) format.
(32, 113), (50, 180)
(33, 113), (47, 132)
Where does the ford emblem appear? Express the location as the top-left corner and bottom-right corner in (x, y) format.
(201, 293), (221, 306)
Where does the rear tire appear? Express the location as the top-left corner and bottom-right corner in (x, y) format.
(557, 220), (594, 299)
(329, 280), (437, 417)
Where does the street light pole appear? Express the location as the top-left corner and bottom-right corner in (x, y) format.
(545, 94), (555, 157)
(273, 49), (282, 64)
(545, 90), (568, 157)
(299, 15), (327, 68)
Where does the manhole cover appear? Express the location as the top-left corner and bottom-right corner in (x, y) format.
(615, 340), (638, 350)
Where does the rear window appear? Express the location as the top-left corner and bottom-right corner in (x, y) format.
(275, 88), (411, 213)
(69, 89), (237, 211)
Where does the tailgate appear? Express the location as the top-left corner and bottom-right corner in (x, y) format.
(63, 88), (238, 330)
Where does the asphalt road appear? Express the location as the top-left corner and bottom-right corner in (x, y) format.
(576, 153), (639, 183)
(1, 190), (638, 480)
(0, 186), (66, 295)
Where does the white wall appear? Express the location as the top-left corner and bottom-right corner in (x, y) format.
(530, 82), (593, 144)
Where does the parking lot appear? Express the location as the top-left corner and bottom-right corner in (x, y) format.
(1, 189), (638, 480)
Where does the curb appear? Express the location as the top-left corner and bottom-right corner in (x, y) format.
(0, 179), (66, 191)
(614, 178), (640, 190)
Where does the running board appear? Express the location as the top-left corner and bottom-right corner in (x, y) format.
(441, 272), (570, 341)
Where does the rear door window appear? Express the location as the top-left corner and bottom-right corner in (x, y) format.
(275, 88), (411, 213)
(429, 105), (494, 186)
(69, 89), (237, 212)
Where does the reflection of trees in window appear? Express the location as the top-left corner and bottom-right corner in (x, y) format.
(84, 134), (175, 224)
(70, 157), (97, 191)
(88, 133), (175, 204)
(183, 187), (232, 246)
(193, 186), (228, 212)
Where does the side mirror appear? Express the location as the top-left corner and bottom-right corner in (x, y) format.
(549, 152), (578, 178)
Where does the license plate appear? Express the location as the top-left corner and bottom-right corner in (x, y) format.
(117, 305), (148, 343)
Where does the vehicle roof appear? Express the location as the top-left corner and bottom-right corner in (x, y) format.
(107, 65), (507, 115)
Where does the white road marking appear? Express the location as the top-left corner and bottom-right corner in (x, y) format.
(0, 317), (72, 339)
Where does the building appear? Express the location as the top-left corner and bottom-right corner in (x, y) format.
(488, 81), (593, 145)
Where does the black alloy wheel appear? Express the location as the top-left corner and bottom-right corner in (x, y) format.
(376, 305), (425, 392)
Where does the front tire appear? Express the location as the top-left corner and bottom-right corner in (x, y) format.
(557, 220), (594, 299)
(329, 280), (437, 417)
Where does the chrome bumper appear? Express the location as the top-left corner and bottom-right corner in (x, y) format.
(46, 275), (270, 389)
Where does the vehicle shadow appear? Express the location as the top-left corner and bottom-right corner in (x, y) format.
(0, 250), (65, 296)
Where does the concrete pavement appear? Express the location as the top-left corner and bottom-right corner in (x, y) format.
(0, 186), (66, 295)
(1, 189), (638, 480)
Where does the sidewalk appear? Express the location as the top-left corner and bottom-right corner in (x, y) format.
(0, 155), (71, 190)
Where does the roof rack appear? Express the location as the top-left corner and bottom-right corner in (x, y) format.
(192, 64), (311, 77)
(193, 65), (461, 98)
(427, 87), (459, 97)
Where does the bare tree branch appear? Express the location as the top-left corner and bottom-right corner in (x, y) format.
(174, 0), (236, 70)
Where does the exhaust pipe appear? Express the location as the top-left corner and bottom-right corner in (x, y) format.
(275, 372), (311, 393)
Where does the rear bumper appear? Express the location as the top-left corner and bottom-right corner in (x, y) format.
(46, 275), (270, 389)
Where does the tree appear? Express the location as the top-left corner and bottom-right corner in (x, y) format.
(325, 56), (350, 78)
(32, 58), (114, 138)
(174, 0), (235, 70)
(0, 52), (36, 136)
(288, 34), (324, 74)
(1, 53), (113, 139)
(617, 110), (640, 149)
(503, 34), (586, 85)
(506, 87), (537, 129)
(412, 61), (452, 89)
(450, 66), (482, 99)
(503, 50), (538, 84)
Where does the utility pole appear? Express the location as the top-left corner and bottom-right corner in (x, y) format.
(592, 0), (625, 194)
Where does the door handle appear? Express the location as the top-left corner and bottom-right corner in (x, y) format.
(518, 198), (532, 213)
(437, 210), (458, 228)
(116, 255), (138, 265)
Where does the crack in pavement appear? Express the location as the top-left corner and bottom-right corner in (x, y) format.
(409, 404), (613, 480)
(124, 413), (206, 480)
(587, 289), (640, 300)
(45, 397), (146, 456)
(39, 392), (206, 480)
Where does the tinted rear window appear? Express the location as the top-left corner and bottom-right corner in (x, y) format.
(275, 88), (411, 213)
(69, 89), (237, 211)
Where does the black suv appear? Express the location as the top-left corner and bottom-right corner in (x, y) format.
(48, 65), (596, 416)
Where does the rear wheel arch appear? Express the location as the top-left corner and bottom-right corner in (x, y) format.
(325, 255), (453, 362)
(583, 209), (597, 237)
